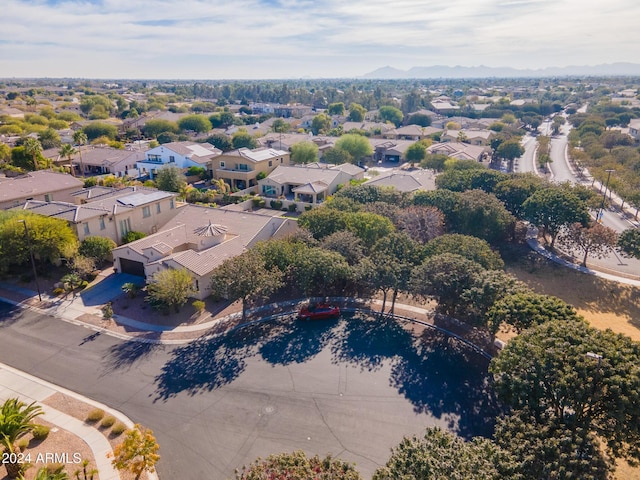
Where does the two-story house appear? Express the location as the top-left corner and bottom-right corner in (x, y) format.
(136, 141), (222, 179)
(629, 119), (640, 141)
(213, 147), (290, 190)
(20, 186), (181, 244)
(0, 171), (85, 210)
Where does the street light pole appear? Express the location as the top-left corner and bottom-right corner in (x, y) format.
(596, 169), (614, 224)
(18, 219), (42, 302)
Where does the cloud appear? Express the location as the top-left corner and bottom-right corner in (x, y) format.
(1, 0), (638, 78)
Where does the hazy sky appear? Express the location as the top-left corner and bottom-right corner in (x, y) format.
(2, 0), (638, 79)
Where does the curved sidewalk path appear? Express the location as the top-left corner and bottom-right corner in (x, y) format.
(0, 363), (159, 480)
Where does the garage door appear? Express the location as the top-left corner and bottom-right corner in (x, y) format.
(119, 258), (145, 277)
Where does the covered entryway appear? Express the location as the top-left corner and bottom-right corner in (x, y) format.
(119, 258), (145, 277)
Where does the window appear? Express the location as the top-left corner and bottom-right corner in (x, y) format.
(156, 203), (161, 214)
(143, 206), (151, 218)
(268, 160), (272, 167)
(44, 194), (53, 202)
(238, 164), (249, 171)
(99, 217), (106, 230)
(169, 156), (175, 163)
(280, 158), (283, 163)
(119, 218), (131, 236)
(83, 223), (90, 235)
(170, 199), (175, 209)
(220, 161), (225, 168)
(262, 185), (276, 195)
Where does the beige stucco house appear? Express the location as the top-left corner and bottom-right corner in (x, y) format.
(213, 147), (290, 190)
(0, 171), (84, 210)
(112, 204), (298, 299)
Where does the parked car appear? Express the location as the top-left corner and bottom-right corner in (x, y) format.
(298, 303), (340, 320)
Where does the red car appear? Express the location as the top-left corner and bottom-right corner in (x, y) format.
(298, 303), (340, 320)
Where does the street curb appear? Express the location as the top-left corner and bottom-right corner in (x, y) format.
(0, 362), (160, 480)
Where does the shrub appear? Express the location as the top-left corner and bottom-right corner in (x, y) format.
(100, 415), (116, 428)
(31, 424), (50, 440)
(79, 236), (116, 264)
(121, 282), (140, 299)
(252, 197), (265, 208)
(192, 300), (205, 313)
(15, 438), (29, 451)
(52, 287), (65, 296)
(122, 231), (146, 244)
(305, 205), (313, 211)
(86, 408), (105, 422)
(288, 203), (298, 212)
(101, 303), (113, 319)
(110, 422), (127, 436)
(270, 200), (283, 210)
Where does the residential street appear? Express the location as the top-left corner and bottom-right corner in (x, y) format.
(0, 302), (498, 480)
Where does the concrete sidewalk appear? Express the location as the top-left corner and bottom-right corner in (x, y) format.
(0, 363), (159, 480)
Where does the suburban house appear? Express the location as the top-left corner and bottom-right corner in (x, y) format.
(111, 204), (298, 299)
(0, 171), (85, 210)
(19, 186), (181, 244)
(440, 129), (494, 146)
(342, 122), (394, 136)
(65, 145), (146, 177)
(364, 169), (436, 193)
(385, 125), (443, 141)
(136, 142), (222, 179)
(427, 142), (487, 162)
(430, 99), (460, 114)
(258, 163), (364, 204)
(213, 147), (290, 190)
(369, 139), (417, 163)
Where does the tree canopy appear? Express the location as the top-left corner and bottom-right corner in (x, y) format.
(177, 114), (212, 133)
(334, 134), (373, 164)
(290, 141), (319, 164)
(236, 451), (362, 480)
(146, 268), (195, 312)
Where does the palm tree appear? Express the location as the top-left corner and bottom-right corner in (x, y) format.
(1, 398), (44, 478)
(73, 131), (88, 177)
(23, 137), (43, 171)
(59, 144), (78, 177)
(22, 466), (70, 480)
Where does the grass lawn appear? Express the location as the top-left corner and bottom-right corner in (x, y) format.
(504, 246), (640, 479)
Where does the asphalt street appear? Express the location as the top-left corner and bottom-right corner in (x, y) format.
(0, 304), (498, 480)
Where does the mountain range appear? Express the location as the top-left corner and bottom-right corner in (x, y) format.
(362, 63), (640, 79)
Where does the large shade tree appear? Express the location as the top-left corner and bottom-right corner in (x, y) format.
(490, 318), (640, 465)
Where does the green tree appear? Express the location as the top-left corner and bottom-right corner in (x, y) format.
(348, 103), (366, 122)
(407, 112), (432, 127)
(78, 236), (117, 265)
(271, 118), (290, 134)
(177, 114), (212, 133)
(0, 398), (44, 478)
(327, 102), (345, 115)
(410, 253), (484, 317)
(142, 119), (179, 138)
(82, 122), (118, 141)
(424, 234), (504, 270)
(523, 186), (590, 248)
(322, 146), (352, 165)
(59, 143), (77, 176)
(496, 139), (525, 163)
(379, 105), (403, 127)
(319, 230), (364, 265)
(31, 465), (71, 480)
(456, 189), (515, 244)
(209, 251), (282, 321)
(290, 247), (353, 296)
(38, 128), (62, 149)
(490, 318), (640, 464)
(404, 142), (426, 165)
(235, 450), (362, 480)
(334, 134), (373, 164)
(618, 228), (640, 259)
(420, 153), (450, 172)
(146, 268), (195, 312)
(486, 292), (580, 334)
(205, 133), (233, 151)
(231, 129), (258, 149)
(23, 137), (43, 171)
(311, 113), (331, 135)
(155, 165), (186, 192)
(494, 173), (545, 218)
(495, 410), (611, 480)
(299, 207), (347, 240)
(110, 424), (160, 480)
(345, 211), (395, 250)
(373, 427), (517, 480)
(290, 141), (318, 164)
(559, 221), (618, 266)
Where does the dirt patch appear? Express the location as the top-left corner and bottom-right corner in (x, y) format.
(505, 248), (640, 341)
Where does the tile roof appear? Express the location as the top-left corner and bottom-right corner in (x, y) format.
(20, 200), (109, 223)
(364, 170), (436, 193)
(0, 171), (84, 203)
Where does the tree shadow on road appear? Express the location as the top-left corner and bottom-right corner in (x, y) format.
(102, 338), (165, 373)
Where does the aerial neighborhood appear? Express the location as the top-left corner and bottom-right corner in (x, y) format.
(1, 76), (640, 480)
